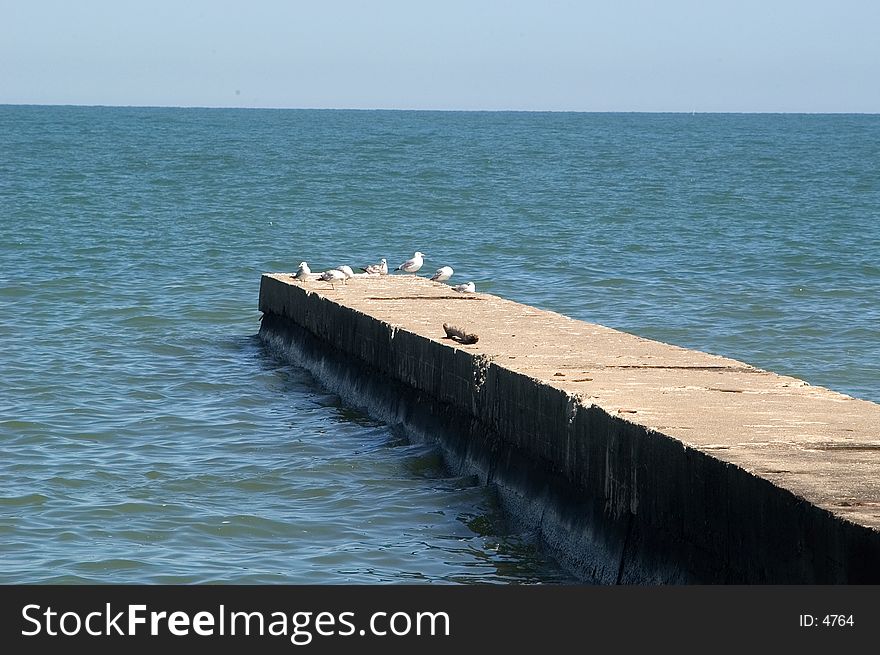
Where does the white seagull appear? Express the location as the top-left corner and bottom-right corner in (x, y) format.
(335, 265), (355, 279)
(396, 251), (425, 274)
(293, 262), (314, 280)
(451, 281), (475, 293)
(430, 266), (454, 282)
(319, 269), (348, 289)
(360, 258), (388, 276)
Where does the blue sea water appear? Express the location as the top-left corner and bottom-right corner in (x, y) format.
(0, 106), (878, 583)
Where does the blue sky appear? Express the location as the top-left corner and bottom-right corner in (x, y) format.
(2, 0), (878, 111)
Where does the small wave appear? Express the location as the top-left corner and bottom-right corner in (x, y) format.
(0, 493), (50, 507)
(73, 558), (152, 572)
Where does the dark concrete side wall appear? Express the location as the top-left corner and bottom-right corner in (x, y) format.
(259, 275), (880, 583)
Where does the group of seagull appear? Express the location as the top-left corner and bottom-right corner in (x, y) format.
(292, 251), (476, 293)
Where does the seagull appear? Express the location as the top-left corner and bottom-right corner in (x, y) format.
(293, 262), (314, 280)
(335, 265), (355, 279)
(396, 251), (425, 274)
(360, 258), (388, 276)
(430, 266), (453, 282)
(319, 269), (348, 289)
(451, 281), (475, 293)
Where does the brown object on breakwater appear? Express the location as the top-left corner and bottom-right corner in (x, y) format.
(442, 323), (479, 344)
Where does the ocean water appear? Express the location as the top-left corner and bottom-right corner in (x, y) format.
(0, 106), (878, 583)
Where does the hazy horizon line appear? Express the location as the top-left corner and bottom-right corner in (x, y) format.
(2, 102), (879, 115)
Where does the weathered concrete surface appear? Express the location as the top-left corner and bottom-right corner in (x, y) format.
(258, 272), (880, 583)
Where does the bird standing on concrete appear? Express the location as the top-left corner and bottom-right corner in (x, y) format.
(451, 281), (475, 293)
(335, 265), (355, 280)
(430, 266), (454, 282)
(293, 262), (313, 280)
(396, 252), (425, 274)
(319, 269), (348, 289)
(360, 258), (388, 276)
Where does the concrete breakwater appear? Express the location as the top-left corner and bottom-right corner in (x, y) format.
(258, 273), (880, 583)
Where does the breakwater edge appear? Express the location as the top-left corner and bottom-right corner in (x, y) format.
(260, 273), (880, 583)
